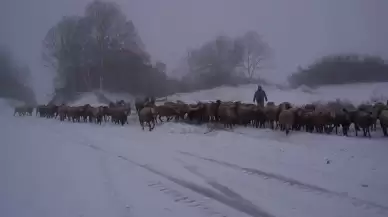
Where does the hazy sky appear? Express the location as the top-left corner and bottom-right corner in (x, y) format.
(1, 0), (387, 102)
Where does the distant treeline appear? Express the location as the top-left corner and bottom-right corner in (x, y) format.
(5, 0), (388, 105)
(288, 54), (388, 88)
(42, 0), (271, 103)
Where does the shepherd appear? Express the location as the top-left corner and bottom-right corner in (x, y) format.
(253, 85), (268, 107)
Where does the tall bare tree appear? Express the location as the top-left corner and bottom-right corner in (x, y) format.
(42, 0), (170, 99)
(236, 31), (270, 80)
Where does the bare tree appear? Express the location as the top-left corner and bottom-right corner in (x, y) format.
(237, 31), (270, 80)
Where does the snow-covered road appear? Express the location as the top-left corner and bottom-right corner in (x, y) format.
(1, 112), (388, 217)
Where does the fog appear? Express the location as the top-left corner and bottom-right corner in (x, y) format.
(1, 0), (387, 102)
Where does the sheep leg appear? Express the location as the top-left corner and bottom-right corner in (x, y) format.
(140, 121), (145, 130)
(148, 122), (152, 131)
(381, 124), (387, 136)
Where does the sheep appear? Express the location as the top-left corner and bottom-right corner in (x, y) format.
(353, 110), (374, 138)
(264, 103), (278, 129)
(332, 108), (352, 136)
(108, 107), (128, 125)
(138, 107), (156, 131)
(154, 105), (180, 122)
(57, 104), (68, 121)
(311, 106), (335, 134)
(14, 106), (27, 116)
(278, 109), (294, 135)
(236, 103), (257, 127)
(378, 109), (388, 136)
(217, 102), (239, 129)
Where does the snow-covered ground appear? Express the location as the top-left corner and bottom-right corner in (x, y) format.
(67, 82), (388, 107)
(1, 83), (388, 217)
(167, 82), (388, 105)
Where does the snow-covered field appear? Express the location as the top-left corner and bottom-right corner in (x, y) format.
(167, 82), (388, 106)
(1, 83), (388, 217)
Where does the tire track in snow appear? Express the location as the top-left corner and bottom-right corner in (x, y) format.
(147, 181), (227, 217)
(180, 161), (271, 217)
(81, 143), (274, 217)
(97, 153), (131, 217)
(179, 151), (388, 215)
(116, 155), (275, 217)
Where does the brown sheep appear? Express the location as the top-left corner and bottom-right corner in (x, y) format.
(163, 101), (189, 121)
(175, 103), (190, 121)
(87, 106), (103, 124)
(332, 108), (352, 136)
(204, 101), (220, 122)
(254, 106), (267, 128)
(138, 107), (156, 131)
(67, 106), (83, 122)
(312, 106), (335, 134)
(276, 102), (292, 120)
(57, 105), (68, 121)
(300, 110), (315, 133)
(278, 109), (294, 135)
(264, 104), (278, 129)
(217, 102), (239, 129)
(25, 106), (34, 116)
(108, 107), (128, 125)
(186, 103), (206, 124)
(154, 105), (180, 122)
(290, 107), (304, 131)
(13, 106), (28, 116)
(379, 109), (388, 136)
(372, 102), (387, 131)
(236, 103), (256, 127)
(352, 110), (374, 138)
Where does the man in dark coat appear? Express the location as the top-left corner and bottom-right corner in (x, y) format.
(253, 85), (268, 107)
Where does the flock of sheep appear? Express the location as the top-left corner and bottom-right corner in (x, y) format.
(13, 97), (388, 138)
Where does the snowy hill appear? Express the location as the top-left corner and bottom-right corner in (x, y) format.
(166, 82), (388, 105)
(67, 91), (135, 107)
(1, 83), (388, 217)
(64, 82), (388, 108)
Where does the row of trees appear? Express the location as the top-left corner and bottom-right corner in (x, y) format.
(182, 31), (270, 91)
(288, 54), (388, 87)
(42, 0), (271, 99)
(2, 0), (384, 105)
(0, 46), (36, 104)
(42, 0), (174, 99)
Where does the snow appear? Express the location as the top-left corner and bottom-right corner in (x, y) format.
(69, 93), (108, 107)
(1, 83), (388, 217)
(102, 92), (135, 104)
(0, 98), (22, 113)
(69, 92), (136, 107)
(166, 82), (388, 105)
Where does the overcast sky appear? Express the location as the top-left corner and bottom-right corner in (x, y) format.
(1, 0), (387, 102)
